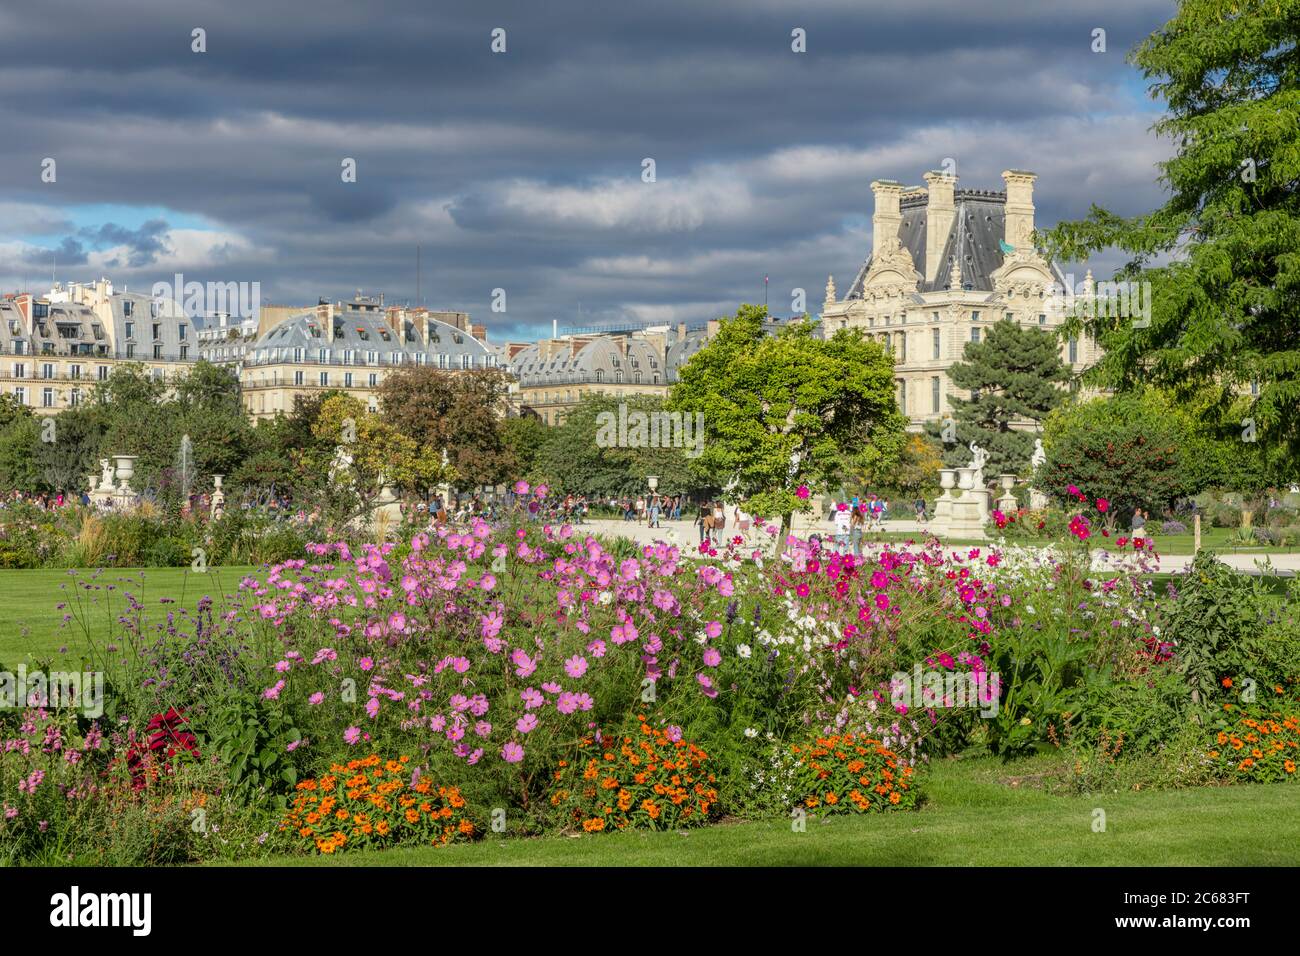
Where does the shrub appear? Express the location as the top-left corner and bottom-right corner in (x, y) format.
(786, 733), (919, 814)
(1161, 519), (1188, 535)
(282, 754), (476, 854)
(548, 717), (720, 832)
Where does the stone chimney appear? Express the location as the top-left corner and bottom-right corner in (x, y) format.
(1002, 170), (1037, 250)
(922, 170), (957, 285)
(870, 180), (904, 257)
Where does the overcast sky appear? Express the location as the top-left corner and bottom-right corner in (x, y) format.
(0, 0), (1177, 340)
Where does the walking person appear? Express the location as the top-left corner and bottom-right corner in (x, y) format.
(833, 502), (851, 554)
(648, 495), (661, 529)
(850, 502), (864, 557)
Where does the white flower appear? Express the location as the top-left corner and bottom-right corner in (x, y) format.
(737, 643), (752, 659)
(744, 727), (758, 738)
(1025, 605), (1035, 615)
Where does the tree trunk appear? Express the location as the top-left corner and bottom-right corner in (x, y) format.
(775, 512), (793, 558)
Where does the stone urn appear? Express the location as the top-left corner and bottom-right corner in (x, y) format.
(86, 474), (98, 494)
(998, 473), (1016, 492)
(212, 475), (224, 492)
(938, 469), (956, 492)
(956, 467), (975, 491)
(113, 455), (138, 493)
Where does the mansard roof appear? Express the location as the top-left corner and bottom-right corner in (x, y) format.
(845, 189), (1012, 299)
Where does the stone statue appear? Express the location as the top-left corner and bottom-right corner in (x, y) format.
(1031, 438), (1046, 470)
(99, 458), (115, 491)
(968, 442), (988, 488)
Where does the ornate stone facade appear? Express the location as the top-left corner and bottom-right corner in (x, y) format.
(821, 169), (1101, 430)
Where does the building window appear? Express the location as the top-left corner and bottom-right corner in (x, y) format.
(152, 323), (161, 340)
(14, 387), (26, 405)
(971, 328), (980, 344)
(931, 376), (940, 413)
(154, 344), (162, 359)
(898, 379), (907, 413)
(595, 369), (604, 384)
(320, 372), (329, 386)
(971, 311), (981, 322)
(122, 300), (133, 317)
(70, 364), (80, 380)
(932, 328), (940, 360)
(179, 346), (188, 361)
(12, 363), (25, 379)
(42, 387), (54, 407)
(126, 345), (135, 359)
(898, 333), (907, 363)
(1068, 337), (1078, 363)
(41, 363), (53, 379)
(1250, 380), (1260, 396)
(368, 373), (377, 387)
(1005, 312), (1014, 322)
(70, 389), (80, 407)
(1038, 314), (1046, 325)
(98, 365), (109, 380)
(294, 371), (304, 386)
(178, 324), (186, 341)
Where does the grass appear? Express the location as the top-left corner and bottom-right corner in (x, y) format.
(233, 755), (1300, 867)
(0, 566), (256, 663)
(869, 525), (1298, 555)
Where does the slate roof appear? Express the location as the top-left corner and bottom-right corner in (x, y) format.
(845, 189), (1011, 299)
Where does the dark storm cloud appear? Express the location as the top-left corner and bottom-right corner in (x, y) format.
(0, 0), (1179, 337)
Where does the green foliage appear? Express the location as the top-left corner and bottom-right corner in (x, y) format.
(1045, 0), (1300, 457)
(531, 394), (705, 499)
(1041, 391), (1189, 514)
(669, 305), (906, 538)
(501, 414), (549, 482)
(924, 319), (1070, 476)
(1162, 551), (1300, 706)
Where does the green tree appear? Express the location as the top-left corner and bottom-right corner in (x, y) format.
(532, 394), (705, 500)
(501, 413), (549, 482)
(1046, 0), (1300, 454)
(1040, 392), (1190, 517)
(924, 319), (1069, 477)
(378, 367), (516, 487)
(669, 304), (906, 551)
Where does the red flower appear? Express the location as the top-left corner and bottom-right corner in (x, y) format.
(795, 485), (810, 500)
(1096, 498), (1110, 513)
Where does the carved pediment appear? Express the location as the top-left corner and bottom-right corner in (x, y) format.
(863, 237), (921, 296)
(991, 254), (1054, 300)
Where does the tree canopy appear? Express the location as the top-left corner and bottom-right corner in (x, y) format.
(669, 304), (907, 544)
(1046, 0), (1300, 456)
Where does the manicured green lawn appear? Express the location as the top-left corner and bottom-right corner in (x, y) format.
(238, 756), (1300, 867)
(870, 525), (1292, 554)
(0, 566), (256, 663)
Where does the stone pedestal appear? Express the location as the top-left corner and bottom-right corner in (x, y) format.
(1029, 488), (1049, 510)
(946, 468), (988, 539)
(995, 474), (1018, 515)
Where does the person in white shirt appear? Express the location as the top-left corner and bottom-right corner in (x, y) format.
(833, 504), (852, 553)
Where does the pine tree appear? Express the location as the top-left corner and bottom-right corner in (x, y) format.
(924, 319), (1070, 477)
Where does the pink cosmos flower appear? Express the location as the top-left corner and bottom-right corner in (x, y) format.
(514, 480), (530, 495)
(516, 713), (538, 733)
(308, 692), (325, 706)
(564, 655), (588, 678)
(704, 620), (723, 639)
(702, 648), (721, 667)
(502, 741), (525, 763)
(343, 727), (361, 746)
(795, 485), (810, 499)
